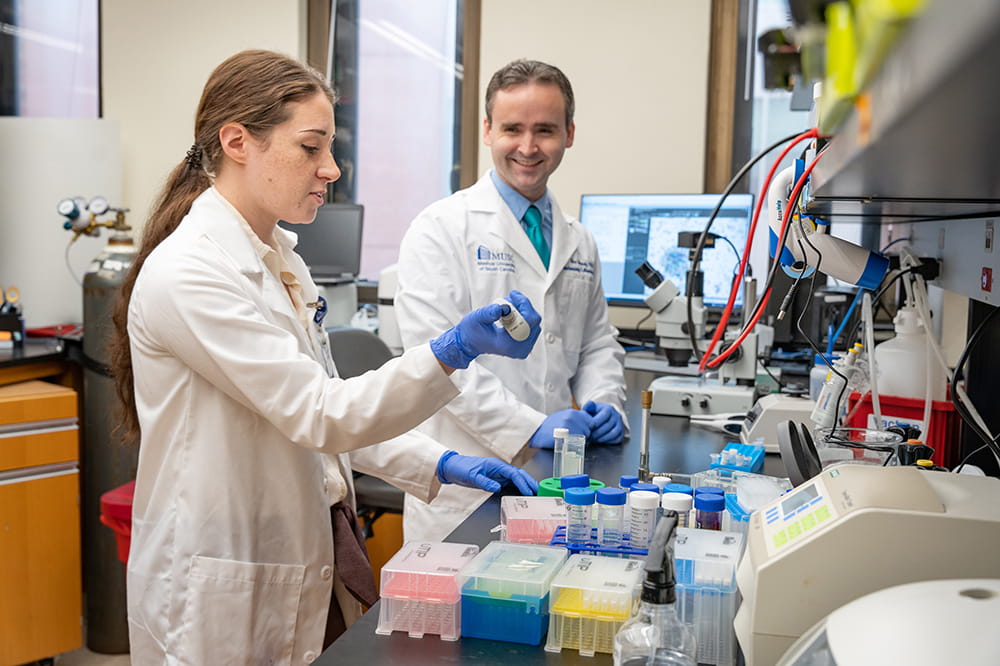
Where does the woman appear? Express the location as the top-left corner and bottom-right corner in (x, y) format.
(109, 49), (541, 664)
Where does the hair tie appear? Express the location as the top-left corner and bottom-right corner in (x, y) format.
(185, 143), (203, 170)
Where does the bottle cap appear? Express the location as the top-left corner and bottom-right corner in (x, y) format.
(661, 492), (693, 511)
(915, 459), (934, 468)
(694, 494), (725, 511)
(651, 475), (671, 489)
(694, 485), (725, 496)
(814, 352), (839, 365)
(629, 490), (660, 510)
(564, 487), (596, 506)
(663, 483), (693, 495)
(596, 487), (627, 506)
(619, 474), (639, 489)
(560, 473), (590, 489)
(630, 482), (660, 494)
(553, 427), (569, 438)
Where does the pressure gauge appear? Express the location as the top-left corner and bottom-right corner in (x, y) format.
(88, 196), (110, 216)
(57, 198), (81, 219)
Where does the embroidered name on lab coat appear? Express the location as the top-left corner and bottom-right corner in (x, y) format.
(562, 258), (595, 281)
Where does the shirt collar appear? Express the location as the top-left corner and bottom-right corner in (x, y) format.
(489, 169), (551, 222)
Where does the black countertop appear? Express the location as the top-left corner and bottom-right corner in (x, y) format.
(0, 338), (67, 368)
(322, 367), (785, 664)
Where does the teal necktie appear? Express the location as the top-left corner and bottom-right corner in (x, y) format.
(522, 205), (550, 269)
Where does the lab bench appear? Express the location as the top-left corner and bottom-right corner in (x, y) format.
(322, 367), (784, 664)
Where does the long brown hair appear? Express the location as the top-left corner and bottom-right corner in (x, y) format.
(109, 50), (336, 444)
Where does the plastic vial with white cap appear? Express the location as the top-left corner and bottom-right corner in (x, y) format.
(564, 487), (595, 544)
(551, 428), (569, 478)
(596, 487), (627, 547)
(661, 492), (693, 528)
(628, 490), (661, 550)
(651, 475), (671, 493)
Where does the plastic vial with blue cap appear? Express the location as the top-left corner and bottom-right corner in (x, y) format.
(630, 482), (660, 495)
(619, 474), (639, 492)
(694, 493), (725, 530)
(596, 487), (627, 547)
(663, 483), (693, 496)
(560, 474), (589, 491)
(564, 487), (595, 544)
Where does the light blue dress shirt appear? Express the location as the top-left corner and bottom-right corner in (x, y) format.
(489, 169), (553, 249)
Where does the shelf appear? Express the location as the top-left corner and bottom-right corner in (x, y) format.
(808, 0), (1000, 222)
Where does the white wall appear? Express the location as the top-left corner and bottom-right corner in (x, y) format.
(101, 0), (307, 233)
(0, 119), (121, 326)
(478, 0), (712, 219)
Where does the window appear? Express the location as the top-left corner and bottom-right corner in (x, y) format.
(322, 0), (465, 281)
(0, 0), (99, 117)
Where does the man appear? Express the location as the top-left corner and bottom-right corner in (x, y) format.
(394, 59), (627, 541)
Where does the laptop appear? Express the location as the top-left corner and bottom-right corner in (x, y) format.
(278, 203), (364, 285)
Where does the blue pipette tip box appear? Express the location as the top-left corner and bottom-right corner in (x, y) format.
(709, 442), (765, 474)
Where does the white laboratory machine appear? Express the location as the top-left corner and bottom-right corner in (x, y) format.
(776, 578), (1000, 665)
(638, 261), (758, 417)
(734, 464), (1000, 665)
(740, 393), (816, 452)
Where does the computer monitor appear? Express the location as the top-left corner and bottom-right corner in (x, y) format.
(278, 203), (364, 284)
(579, 193), (753, 308)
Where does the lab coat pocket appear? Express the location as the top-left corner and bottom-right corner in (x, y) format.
(555, 274), (591, 356)
(180, 554), (306, 665)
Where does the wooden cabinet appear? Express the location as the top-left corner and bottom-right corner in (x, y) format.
(0, 380), (82, 665)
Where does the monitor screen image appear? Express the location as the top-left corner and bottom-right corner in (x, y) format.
(278, 203), (364, 283)
(579, 193), (753, 308)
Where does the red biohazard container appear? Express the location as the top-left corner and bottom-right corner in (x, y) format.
(99, 481), (136, 564)
(846, 392), (961, 469)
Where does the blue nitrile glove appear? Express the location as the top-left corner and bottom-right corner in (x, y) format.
(583, 401), (625, 444)
(429, 290), (542, 370)
(528, 409), (593, 449)
(436, 451), (538, 495)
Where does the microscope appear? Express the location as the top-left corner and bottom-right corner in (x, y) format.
(639, 232), (760, 417)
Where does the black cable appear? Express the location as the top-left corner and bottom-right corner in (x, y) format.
(717, 235), (744, 274)
(716, 160), (811, 363)
(758, 358), (786, 390)
(950, 304), (1000, 459)
(685, 130), (811, 363)
(955, 442), (999, 474)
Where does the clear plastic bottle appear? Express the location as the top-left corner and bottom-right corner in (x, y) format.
(597, 487), (627, 547)
(809, 353), (839, 401)
(564, 487), (595, 544)
(613, 513), (697, 666)
(810, 348), (859, 428)
(551, 427), (569, 478)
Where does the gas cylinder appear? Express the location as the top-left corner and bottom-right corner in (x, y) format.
(80, 213), (137, 653)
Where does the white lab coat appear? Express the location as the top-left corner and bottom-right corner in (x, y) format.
(395, 173), (627, 541)
(126, 188), (457, 665)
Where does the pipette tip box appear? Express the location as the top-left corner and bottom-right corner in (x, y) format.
(709, 442), (766, 474)
(459, 542), (567, 645)
(673, 527), (744, 666)
(543, 554), (644, 656)
(375, 541), (480, 640)
(500, 495), (567, 544)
